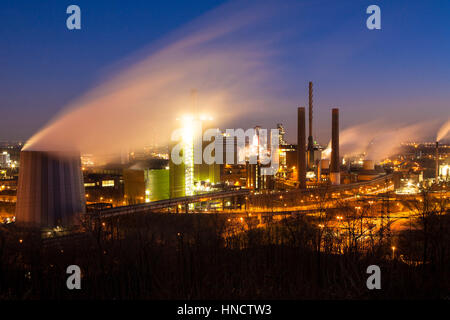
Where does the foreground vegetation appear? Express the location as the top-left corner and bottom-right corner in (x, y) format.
(0, 191), (449, 300)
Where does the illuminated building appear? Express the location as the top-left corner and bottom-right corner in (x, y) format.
(439, 163), (449, 179)
(244, 126), (266, 190)
(83, 165), (124, 204)
(278, 144), (296, 170)
(0, 152), (10, 168)
(169, 115), (220, 198)
(356, 160), (386, 182)
(277, 123), (287, 146)
(246, 162), (260, 189)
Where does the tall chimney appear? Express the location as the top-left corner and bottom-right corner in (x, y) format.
(436, 141), (439, 183)
(297, 107), (306, 189)
(330, 108), (340, 185)
(307, 82), (314, 168)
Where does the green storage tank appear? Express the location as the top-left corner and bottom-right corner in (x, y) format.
(145, 169), (170, 202)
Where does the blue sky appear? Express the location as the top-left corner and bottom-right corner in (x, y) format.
(0, 0), (449, 143)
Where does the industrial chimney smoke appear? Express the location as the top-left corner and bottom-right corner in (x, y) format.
(15, 150), (85, 228)
(297, 107), (306, 188)
(330, 108), (340, 185)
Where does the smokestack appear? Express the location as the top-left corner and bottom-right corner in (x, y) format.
(15, 150), (85, 228)
(436, 141), (439, 183)
(307, 82), (314, 168)
(330, 108), (340, 185)
(297, 107), (306, 188)
(308, 82), (313, 139)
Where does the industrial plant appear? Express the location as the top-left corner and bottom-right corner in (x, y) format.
(0, 82), (446, 233)
(0, 1), (449, 303)
(0, 64), (449, 304)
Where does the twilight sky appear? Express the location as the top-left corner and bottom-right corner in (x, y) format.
(0, 0), (449, 146)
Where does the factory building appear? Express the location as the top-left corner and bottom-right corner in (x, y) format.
(83, 164), (124, 205)
(220, 135), (247, 187)
(0, 152), (11, 168)
(279, 144), (296, 168)
(123, 169), (146, 204)
(356, 160), (385, 181)
(244, 126), (278, 191)
(439, 163), (449, 180)
(277, 123), (287, 146)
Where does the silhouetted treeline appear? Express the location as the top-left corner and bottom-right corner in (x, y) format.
(0, 199), (449, 299)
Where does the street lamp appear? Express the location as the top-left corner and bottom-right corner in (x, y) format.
(391, 246), (396, 259)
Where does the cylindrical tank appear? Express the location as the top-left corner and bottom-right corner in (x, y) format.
(320, 159), (330, 169)
(145, 169), (169, 201)
(363, 160), (375, 171)
(15, 150), (85, 228)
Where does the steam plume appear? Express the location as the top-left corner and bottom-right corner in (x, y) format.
(323, 120), (436, 162)
(23, 1), (293, 156)
(436, 119), (450, 142)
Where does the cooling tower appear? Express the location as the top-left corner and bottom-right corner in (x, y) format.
(330, 108), (340, 185)
(297, 107), (306, 189)
(363, 160), (375, 171)
(16, 150), (85, 228)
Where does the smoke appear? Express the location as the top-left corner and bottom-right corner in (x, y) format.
(22, 0), (446, 161)
(437, 119), (450, 142)
(323, 120), (436, 162)
(23, 1), (295, 156)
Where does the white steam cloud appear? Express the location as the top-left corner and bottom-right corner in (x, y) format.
(436, 119), (450, 142)
(23, 1), (292, 156)
(323, 120), (437, 162)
